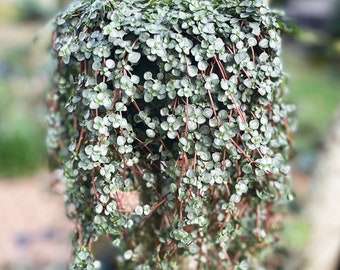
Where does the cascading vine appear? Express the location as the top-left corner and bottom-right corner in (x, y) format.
(47, 0), (294, 269)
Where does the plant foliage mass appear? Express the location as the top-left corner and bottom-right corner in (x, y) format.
(47, 0), (293, 268)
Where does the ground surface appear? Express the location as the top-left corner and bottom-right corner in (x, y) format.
(0, 171), (73, 270)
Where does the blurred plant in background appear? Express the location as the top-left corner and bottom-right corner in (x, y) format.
(271, 1), (340, 269)
(0, 0), (61, 176)
(271, 0), (340, 173)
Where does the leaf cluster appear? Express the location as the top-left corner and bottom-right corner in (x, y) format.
(47, 0), (293, 268)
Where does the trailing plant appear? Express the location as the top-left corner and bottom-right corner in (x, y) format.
(47, 0), (294, 268)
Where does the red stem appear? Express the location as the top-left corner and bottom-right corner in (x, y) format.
(207, 89), (220, 127)
(213, 54), (246, 122)
(91, 169), (100, 201)
(230, 138), (253, 163)
(184, 97), (189, 137)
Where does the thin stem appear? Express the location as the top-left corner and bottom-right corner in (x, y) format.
(76, 128), (84, 154)
(132, 99), (141, 112)
(151, 197), (168, 212)
(250, 46), (255, 62)
(230, 138), (253, 163)
(184, 97), (189, 138)
(131, 37), (140, 49)
(213, 54), (246, 122)
(91, 168), (100, 201)
(135, 137), (154, 155)
(207, 89), (220, 127)
(222, 246), (234, 270)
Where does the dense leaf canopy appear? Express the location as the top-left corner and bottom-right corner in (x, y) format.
(47, 0), (293, 268)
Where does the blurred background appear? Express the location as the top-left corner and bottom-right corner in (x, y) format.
(0, 0), (339, 269)
(0, 1), (72, 269)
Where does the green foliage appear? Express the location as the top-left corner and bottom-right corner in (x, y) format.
(14, 0), (58, 22)
(0, 119), (46, 176)
(281, 218), (310, 249)
(330, 1), (340, 39)
(47, 0), (293, 268)
(284, 51), (340, 152)
(0, 81), (46, 177)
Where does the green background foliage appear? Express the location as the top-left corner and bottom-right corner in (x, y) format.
(0, 35), (47, 177)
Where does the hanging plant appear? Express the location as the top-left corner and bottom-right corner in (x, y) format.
(47, 0), (294, 269)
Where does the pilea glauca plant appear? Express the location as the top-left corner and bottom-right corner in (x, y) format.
(47, 0), (294, 268)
